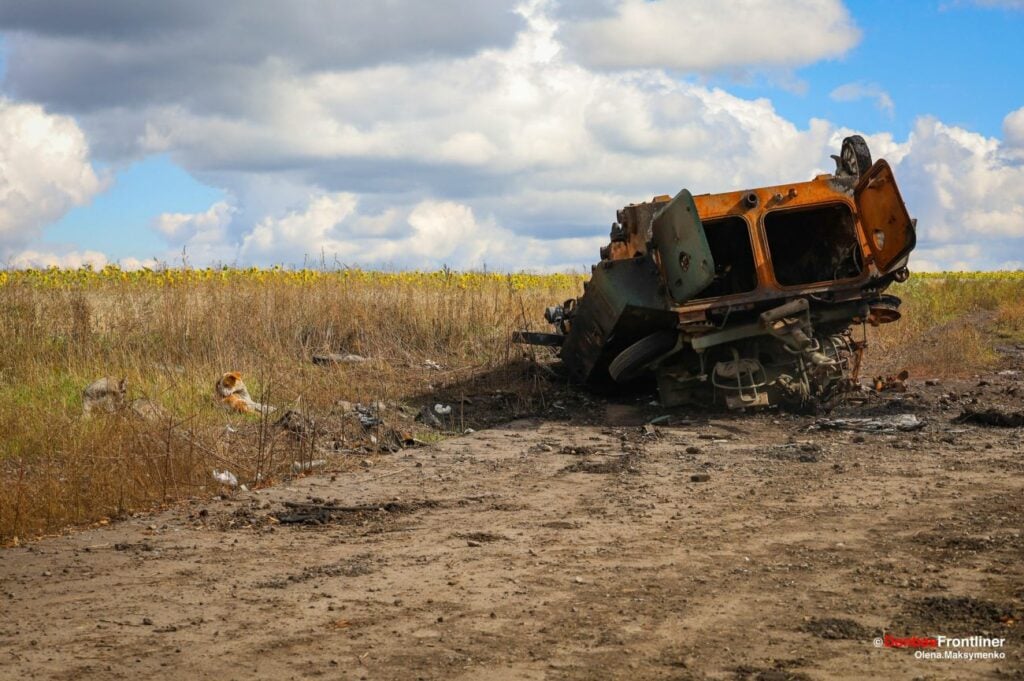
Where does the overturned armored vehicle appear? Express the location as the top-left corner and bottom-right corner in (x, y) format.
(520, 136), (916, 411)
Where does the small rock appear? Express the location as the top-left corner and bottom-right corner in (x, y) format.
(690, 473), (710, 483)
(467, 540), (481, 547)
(142, 617), (153, 626)
(685, 446), (701, 454)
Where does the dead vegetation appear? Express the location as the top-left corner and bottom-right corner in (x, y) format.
(0, 269), (1022, 542)
(0, 272), (577, 542)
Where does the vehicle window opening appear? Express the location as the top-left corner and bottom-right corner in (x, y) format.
(693, 216), (758, 299)
(765, 204), (863, 286)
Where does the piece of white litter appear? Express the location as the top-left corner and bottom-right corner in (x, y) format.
(813, 413), (924, 433)
(424, 360), (443, 370)
(434, 403), (453, 415)
(291, 459), (327, 473)
(212, 469), (238, 487)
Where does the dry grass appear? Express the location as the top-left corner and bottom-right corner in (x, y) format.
(1, 268), (1021, 542)
(868, 273), (1024, 377)
(0, 270), (581, 542)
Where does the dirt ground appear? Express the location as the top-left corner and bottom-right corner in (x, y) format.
(2, 359), (1023, 680)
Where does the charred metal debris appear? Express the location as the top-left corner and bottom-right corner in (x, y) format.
(516, 136), (917, 412)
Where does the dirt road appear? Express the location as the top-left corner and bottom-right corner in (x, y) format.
(1, 373), (1022, 680)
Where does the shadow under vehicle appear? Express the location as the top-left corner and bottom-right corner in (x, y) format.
(517, 136), (917, 411)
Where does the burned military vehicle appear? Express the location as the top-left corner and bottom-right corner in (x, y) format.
(518, 136), (916, 411)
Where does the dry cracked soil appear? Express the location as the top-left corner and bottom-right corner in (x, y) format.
(2, 369), (1023, 680)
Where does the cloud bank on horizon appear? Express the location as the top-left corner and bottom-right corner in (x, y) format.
(1, 0), (1023, 272)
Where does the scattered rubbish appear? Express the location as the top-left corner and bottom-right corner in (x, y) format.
(212, 469), (239, 487)
(82, 377), (127, 415)
(353, 404), (383, 428)
(415, 405), (443, 429)
(312, 353), (367, 365)
(434, 403), (453, 416)
(276, 409), (316, 437)
(813, 413), (924, 433)
(291, 459), (327, 473)
(215, 372), (275, 415)
(873, 370), (909, 392)
(955, 407), (1024, 427)
(515, 135), (916, 412)
(424, 359), (443, 370)
(997, 370), (1020, 377)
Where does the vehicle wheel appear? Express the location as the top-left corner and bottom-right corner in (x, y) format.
(840, 135), (872, 178)
(608, 330), (678, 383)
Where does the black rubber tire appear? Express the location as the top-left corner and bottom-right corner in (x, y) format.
(608, 330), (678, 383)
(840, 135), (872, 178)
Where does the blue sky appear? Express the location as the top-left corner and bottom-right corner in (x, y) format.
(1, 0), (1023, 271)
(718, 0), (1024, 140)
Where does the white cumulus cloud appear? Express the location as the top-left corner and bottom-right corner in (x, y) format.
(559, 0), (860, 72)
(0, 98), (105, 255)
(235, 192), (603, 270)
(7, 249), (108, 269)
(889, 116), (1024, 269)
(830, 81), (895, 116)
(1003, 106), (1024, 148)
(152, 200), (237, 264)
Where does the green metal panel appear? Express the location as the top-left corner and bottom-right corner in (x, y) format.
(652, 190), (715, 304)
(559, 254), (673, 383)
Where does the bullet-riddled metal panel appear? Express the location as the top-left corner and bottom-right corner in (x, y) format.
(651, 190), (715, 304)
(855, 159), (916, 273)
